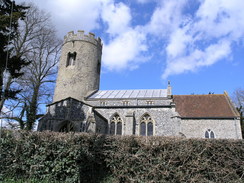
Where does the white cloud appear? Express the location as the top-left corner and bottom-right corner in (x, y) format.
(161, 0), (244, 79)
(100, 1), (148, 71)
(195, 0), (244, 40)
(136, 0), (152, 4)
(49, 0), (102, 36)
(15, 0), (244, 78)
(163, 40), (231, 78)
(145, 0), (187, 37)
(103, 29), (147, 71)
(166, 27), (192, 59)
(101, 2), (131, 36)
(16, 0), (102, 36)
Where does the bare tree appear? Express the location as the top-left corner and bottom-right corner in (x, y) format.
(232, 89), (244, 109)
(3, 4), (62, 130)
(232, 88), (244, 137)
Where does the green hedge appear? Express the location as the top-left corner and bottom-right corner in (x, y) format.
(0, 130), (243, 183)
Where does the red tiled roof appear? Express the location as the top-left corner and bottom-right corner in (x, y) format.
(173, 93), (240, 118)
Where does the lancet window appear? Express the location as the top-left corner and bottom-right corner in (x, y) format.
(140, 114), (154, 136)
(205, 129), (215, 138)
(66, 52), (77, 66)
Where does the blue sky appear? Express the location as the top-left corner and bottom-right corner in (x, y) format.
(16, 0), (244, 95)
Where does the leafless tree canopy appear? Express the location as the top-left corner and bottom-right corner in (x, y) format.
(232, 88), (244, 111)
(3, 3), (62, 130)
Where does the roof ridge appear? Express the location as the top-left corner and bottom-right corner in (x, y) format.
(174, 94), (225, 96)
(97, 89), (166, 91)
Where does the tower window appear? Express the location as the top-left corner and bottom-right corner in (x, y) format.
(66, 52), (77, 66)
(97, 61), (101, 74)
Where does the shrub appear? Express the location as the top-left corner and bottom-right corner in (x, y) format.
(1, 130), (243, 183)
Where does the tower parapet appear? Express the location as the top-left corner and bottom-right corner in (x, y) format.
(53, 30), (102, 102)
(64, 30), (102, 48)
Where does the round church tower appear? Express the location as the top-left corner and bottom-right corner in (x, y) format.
(53, 30), (102, 102)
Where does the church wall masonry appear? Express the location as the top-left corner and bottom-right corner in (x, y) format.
(39, 98), (91, 132)
(94, 107), (181, 136)
(180, 119), (242, 139)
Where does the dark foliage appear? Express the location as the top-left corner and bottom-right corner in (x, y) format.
(1, 130), (244, 183)
(0, 0), (29, 101)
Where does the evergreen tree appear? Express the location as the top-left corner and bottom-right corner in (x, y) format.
(0, 0), (29, 111)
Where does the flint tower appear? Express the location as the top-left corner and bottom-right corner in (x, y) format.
(53, 31), (102, 102)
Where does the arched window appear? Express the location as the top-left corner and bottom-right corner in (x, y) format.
(59, 121), (74, 132)
(147, 122), (153, 136)
(140, 122), (146, 136)
(110, 122), (115, 135)
(110, 114), (123, 135)
(210, 131), (215, 138)
(140, 114), (154, 136)
(205, 129), (215, 139)
(117, 122), (122, 135)
(205, 131), (209, 138)
(66, 52), (77, 66)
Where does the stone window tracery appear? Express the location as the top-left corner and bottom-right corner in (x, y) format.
(110, 114), (123, 135)
(140, 114), (154, 136)
(205, 129), (215, 138)
(66, 52), (77, 66)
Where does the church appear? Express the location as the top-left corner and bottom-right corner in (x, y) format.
(38, 30), (242, 139)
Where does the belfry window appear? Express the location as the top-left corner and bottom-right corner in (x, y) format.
(97, 61), (101, 74)
(110, 114), (123, 135)
(140, 114), (154, 136)
(205, 129), (215, 138)
(66, 52), (77, 66)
